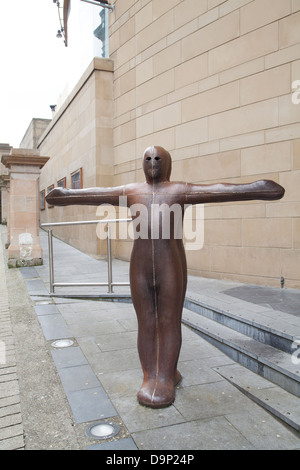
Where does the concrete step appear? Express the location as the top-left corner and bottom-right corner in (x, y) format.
(212, 362), (300, 432)
(184, 296), (296, 355)
(182, 309), (300, 399)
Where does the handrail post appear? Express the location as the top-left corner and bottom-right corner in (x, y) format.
(107, 224), (113, 293)
(48, 229), (55, 294)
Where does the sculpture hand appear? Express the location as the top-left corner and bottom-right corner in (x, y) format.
(46, 187), (70, 206)
(255, 180), (285, 200)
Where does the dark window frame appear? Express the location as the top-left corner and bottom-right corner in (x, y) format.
(40, 189), (45, 211)
(71, 168), (83, 189)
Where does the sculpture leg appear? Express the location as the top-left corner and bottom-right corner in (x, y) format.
(130, 242), (187, 408)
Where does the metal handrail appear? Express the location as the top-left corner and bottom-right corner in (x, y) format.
(41, 218), (131, 294)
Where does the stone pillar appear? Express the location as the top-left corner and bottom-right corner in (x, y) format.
(0, 143), (12, 228)
(0, 175), (9, 224)
(1, 149), (49, 268)
(5, 178), (10, 249)
(0, 175), (10, 248)
(0, 175), (9, 223)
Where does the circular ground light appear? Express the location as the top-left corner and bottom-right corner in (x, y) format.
(85, 421), (120, 440)
(51, 339), (74, 348)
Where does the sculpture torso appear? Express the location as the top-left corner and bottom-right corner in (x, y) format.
(125, 180), (187, 315)
(125, 181), (187, 240)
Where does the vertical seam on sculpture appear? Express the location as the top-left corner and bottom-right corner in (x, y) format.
(151, 180), (159, 403)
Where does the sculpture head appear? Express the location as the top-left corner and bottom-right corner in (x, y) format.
(143, 146), (172, 183)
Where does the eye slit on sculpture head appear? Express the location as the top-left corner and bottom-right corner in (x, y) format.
(145, 155), (160, 161)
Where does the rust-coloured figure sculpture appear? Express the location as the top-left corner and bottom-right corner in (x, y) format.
(46, 146), (285, 408)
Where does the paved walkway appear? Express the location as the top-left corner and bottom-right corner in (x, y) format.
(0, 228), (24, 450)
(1, 224), (300, 451)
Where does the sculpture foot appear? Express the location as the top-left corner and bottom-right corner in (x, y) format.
(137, 385), (175, 408)
(137, 371), (182, 408)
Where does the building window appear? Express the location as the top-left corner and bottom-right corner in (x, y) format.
(71, 169), (83, 189)
(40, 190), (45, 211)
(47, 184), (54, 208)
(57, 177), (67, 188)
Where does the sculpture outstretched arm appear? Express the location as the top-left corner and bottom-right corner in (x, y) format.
(45, 186), (125, 207)
(185, 179), (285, 205)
